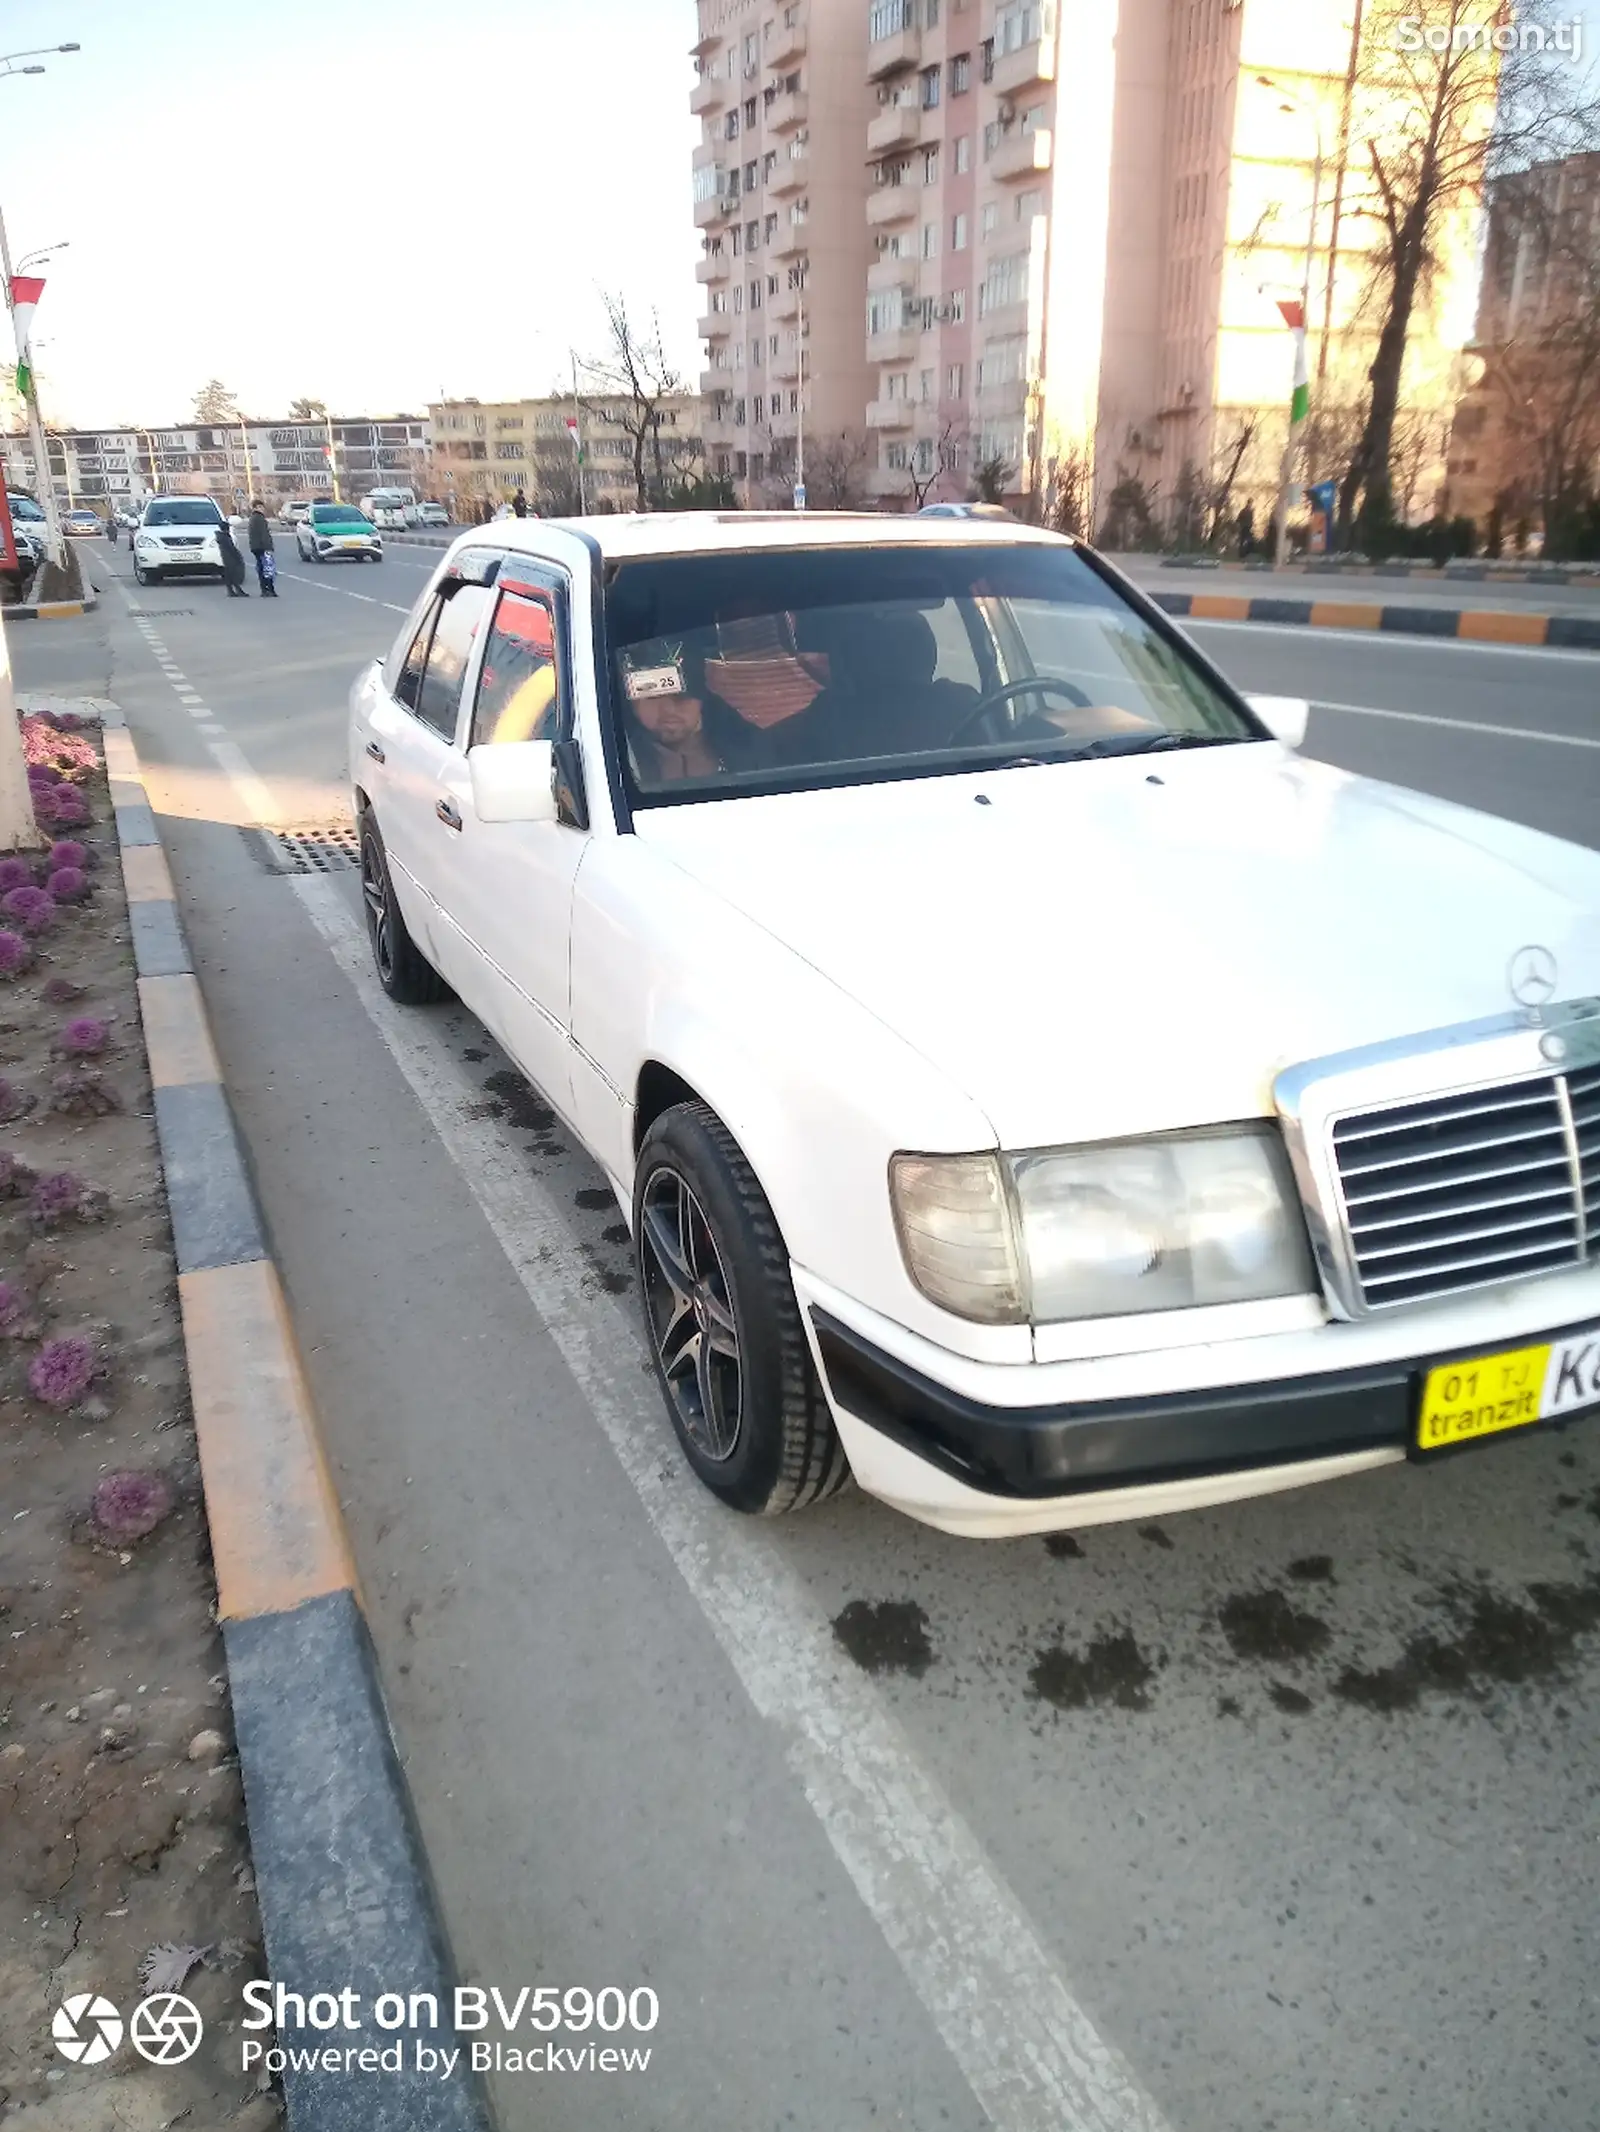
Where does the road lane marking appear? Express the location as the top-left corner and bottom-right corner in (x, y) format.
(290, 870), (1173, 2132)
(278, 568), (410, 615)
(1187, 617), (1600, 666)
(1310, 699), (1599, 750)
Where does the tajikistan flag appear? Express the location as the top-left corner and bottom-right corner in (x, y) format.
(1277, 298), (1310, 427)
(9, 275), (44, 398)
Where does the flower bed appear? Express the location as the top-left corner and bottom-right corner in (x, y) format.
(0, 713), (279, 2126)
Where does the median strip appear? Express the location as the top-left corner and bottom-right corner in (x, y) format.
(1151, 589), (1600, 650)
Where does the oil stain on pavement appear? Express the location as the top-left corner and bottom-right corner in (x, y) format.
(832, 1598), (936, 1676)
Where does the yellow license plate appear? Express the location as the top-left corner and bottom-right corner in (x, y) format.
(1415, 1322), (1600, 1454)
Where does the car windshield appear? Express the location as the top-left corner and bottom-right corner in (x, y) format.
(145, 499), (220, 526)
(314, 507), (367, 526)
(603, 542), (1262, 803)
(10, 497), (46, 520)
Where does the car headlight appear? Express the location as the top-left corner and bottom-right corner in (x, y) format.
(134, 533), (157, 550)
(890, 1127), (1313, 1325)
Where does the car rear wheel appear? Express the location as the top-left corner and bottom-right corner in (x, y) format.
(633, 1102), (849, 1515)
(359, 816), (447, 1005)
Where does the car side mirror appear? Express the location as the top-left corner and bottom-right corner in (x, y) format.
(468, 739), (559, 825)
(1245, 694), (1309, 749)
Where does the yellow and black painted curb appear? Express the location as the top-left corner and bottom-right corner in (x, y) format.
(4, 594), (98, 620)
(106, 711), (493, 2132)
(1151, 588), (1600, 649)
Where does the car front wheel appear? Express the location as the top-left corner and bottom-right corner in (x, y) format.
(359, 816), (447, 1005)
(633, 1102), (848, 1515)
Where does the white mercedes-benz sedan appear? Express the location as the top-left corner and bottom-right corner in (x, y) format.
(348, 515), (1600, 1537)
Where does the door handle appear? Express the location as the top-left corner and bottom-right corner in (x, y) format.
(436, 798), (463, 831)
(365, 740), (386, 764)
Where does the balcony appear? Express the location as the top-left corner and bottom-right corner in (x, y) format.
(765, 86), (808, 132)
(769, 282), (802, 320)
(992, 37), (1056, 97)
(696, 249), (730, 283)
(866, 183), (917, 227)
(773, 218), (810, 257)
(697, 310), (732, 340)
(866, 398), (915, 431)
(690, 71), (727, 115)
(990, 126), (1053, 182)
(867, 26), (920, 79)
(699, 367), (729, 396)
(868, 251), (915, 290)
(694, 185), (732, 227)
(766, 18), (806, 67)
(771, 344), (801, 381)
(867, 100), (921, 153)
(771, 146), (810, 195)
(867, 326), (920, 365)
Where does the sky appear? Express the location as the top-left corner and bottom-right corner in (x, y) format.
(0, 0), (703, 426)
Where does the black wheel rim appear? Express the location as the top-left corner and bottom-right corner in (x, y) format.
(360, 832), (395, 984)
(638, 1165), (742, 1462)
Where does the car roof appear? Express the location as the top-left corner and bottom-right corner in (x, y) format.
(455, 511), (1069, 564)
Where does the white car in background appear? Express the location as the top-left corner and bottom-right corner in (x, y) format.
(133, 495), (225, 585)
(415, 502), (451, 527)
(281, 500), (313, 526)
(348, 516), (1600, 1538)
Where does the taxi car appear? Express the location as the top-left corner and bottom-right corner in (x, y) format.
(298, 502), (383, 563)
(346, 515), (1600, 1536)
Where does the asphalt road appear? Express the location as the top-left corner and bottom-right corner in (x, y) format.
(1112, 554), (1600, 615)
(15, 537), (1600, 2132)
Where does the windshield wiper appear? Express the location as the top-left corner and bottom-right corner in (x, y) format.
(1063, 731), (1251, 761)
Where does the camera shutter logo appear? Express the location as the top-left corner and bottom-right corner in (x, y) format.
(53, 1994), (124, 2064)
(130, 1993), (204, 2066)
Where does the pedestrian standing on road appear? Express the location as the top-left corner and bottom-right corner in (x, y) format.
(218, 517), (249, 597)
(247, 501), (278, 596)
(512, 489), (528, 518)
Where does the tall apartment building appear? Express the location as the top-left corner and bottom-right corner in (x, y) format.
(428, 394), (707, 514)
(2, 416), (428, 510)
(697, 1), (1488, 527)
(691, 0), (874, 496)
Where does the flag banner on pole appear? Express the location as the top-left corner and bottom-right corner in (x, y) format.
(1276, 298), (1310, 426)
(9, 274), (44, 362)
(15, 360), (32, 400)
(565, 415), (584, 465)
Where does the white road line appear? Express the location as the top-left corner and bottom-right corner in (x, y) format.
(1310, 698), (1599, 750)
(280, 568), (410, 615)
(205, 737), (277, 824)
(290, 870), (1172, 2132)
(1186, 616), (1600, 665)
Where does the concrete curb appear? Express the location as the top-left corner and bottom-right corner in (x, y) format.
(99, 708), (493, 2132)
(3, 593), (99, 620)
(1150, 588), (1600, 650)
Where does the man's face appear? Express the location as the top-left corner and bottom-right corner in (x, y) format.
(635, 691), (705, 747)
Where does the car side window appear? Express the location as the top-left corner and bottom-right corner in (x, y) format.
(415, 583), (493, 742)
(393, 597), (442, 713)
(470, 585), (566, 748)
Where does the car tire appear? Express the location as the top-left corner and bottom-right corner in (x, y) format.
(358, 815), (447, 1006)
(633, 1102), (849, 1516)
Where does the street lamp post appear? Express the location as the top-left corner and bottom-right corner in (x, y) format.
(2, 43), (81, 569)
(1257, 76), (1325, 566)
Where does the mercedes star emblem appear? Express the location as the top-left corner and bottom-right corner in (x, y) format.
(1508, 945), (1558, 1008)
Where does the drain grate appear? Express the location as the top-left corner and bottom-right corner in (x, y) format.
(127, 607), (195, 617)
(268, 824), (362, 874)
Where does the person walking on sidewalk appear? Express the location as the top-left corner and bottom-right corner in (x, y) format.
(218, 517), (250, 597)
(247, 502), (278, 597)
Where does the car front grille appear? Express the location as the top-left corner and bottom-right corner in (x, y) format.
(1331, 1061), (1599, 1309)
(162, 536), (204, 548)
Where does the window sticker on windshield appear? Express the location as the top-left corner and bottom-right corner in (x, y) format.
(622, 642), (687, 699)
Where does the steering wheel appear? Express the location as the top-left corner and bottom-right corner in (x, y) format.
(947, 676), (1095, 748)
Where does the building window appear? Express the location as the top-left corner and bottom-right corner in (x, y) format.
(948, 361), (964, 396)
(725, 110), (740, 139)
(744, 30), (758, 66)
(926, 0), (940, 22)
(952, 211), (968, 250)
(771, 332), (780, 354)
(751, 452), (765, 482)
(750, 279), (762, 308)
(886, 371), (909, 399)
(746, 218), (760, 247)
(764, 149), (777, 178)
(734, 399), (747, 426)
(745, 159), (758, 188)
(869, 0), (915, 41)
(733, 286), (744, 312)
(914, 437), (935, 475)
(921, 220), (938, 258)
(735, 450), (748, 477)
(754, 396), (764, 421)
(744, 96), (758, 126)
(885, 441), (909, 469)
(978, 254), (1028, 315)
(951, 51), (970, 93)
(995, 3), (1042, 57)
(981, 201), (999, 237)
(1015, 187), (1043, 222)
(765, 211), (778, 239)
(919, 367), (933, 401)
(923, 144), (939, 183)
(768, 273), (779, 294)
(920, 64), (941, 109)
(955, 134), (970, 174)
(980, 36), (994, 81)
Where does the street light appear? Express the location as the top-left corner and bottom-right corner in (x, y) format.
(0, 42), (79, 568)
(1255, 74), (1326, 565)
(17, 243), (68, 272)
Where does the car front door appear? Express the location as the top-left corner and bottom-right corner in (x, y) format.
(433, 559), (589, 1121)
(365, 569), (495, 994)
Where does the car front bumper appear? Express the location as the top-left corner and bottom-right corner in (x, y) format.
(794, 1262), (1600, 1537)
(138, 544), (221, 572)
(313, 538), (381, 558)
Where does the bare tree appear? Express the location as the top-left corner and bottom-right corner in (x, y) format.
(971, 448), (1016, 504)
(1205, 415), (1258, 545)
(1337, 0), (1597, 542)
(192, 379), (238, 423)
(906, 419), (963, 509)
(577, 292), (686, 511)
(809, 430), (872, 507)
(1040, 443), (1092, 537)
